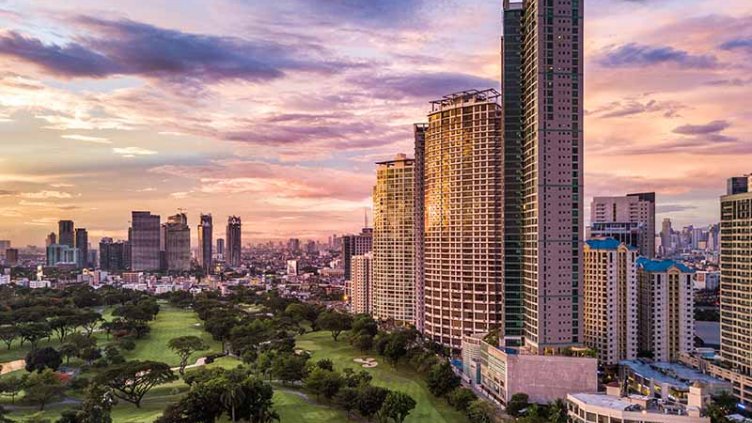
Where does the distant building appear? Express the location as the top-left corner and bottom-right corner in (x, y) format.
(0, 240), (9, 256)
(637, 258), (694, 362)
(5, 248), (18, 266)
(226, 216), (242, 268)
(372, 153), (415, 325)
(46, 244), (78, 267)
(583, 239), (638, 366)
(162, 213), (191, 272)
(342, 229), (372, 281)
(287, 238), (300, 253)
(198, 214), (213, 273)
(75, 228), (88, 268)
(694, 271), (720, 291)
(216, 238), (225, 258)
(129, 211), (161, 271)
(286, 260), (298, 276)
(591, 193), (655, 258)
(661, 218), (674, 257)
(349, 253), (372, 314)
(45, 233), (56, 247)
(99, 238), (126, 272)
(58, 220), (74, 248)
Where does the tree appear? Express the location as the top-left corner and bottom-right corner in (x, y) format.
(168, 336), (209, 376)
(706, 391), (738, 423)
(0, 325), (18, 350)
(350, 314), (378, 338)
(548, 398), (569, 423)
(315, 359), (334, 371)
(506, 392), (530, 417)
(76, 312), (104, 337)
(305, 368), (343, 400)
(18, 322), (51, 352)
(447, 387), (476, 412)
(467, 400), (495, 423)
(335, 387), (359, 419)
(426, 362), (460, 397)
(379, 391), (416, 423)
(219, 375), (246, 423)
(205, 315), (237, 352)
(342, 368), (372, 388)
(354, 334), (373, 353)
(316, 311), (352, 342)
(25, 347), (62, 373)
(383, 334), (408, 367)
(24, 369), (65, 411)
(272, 353), (308, 385)
(96, 361), (177, 408)
(357, 385), (389, 420)
(72, 383), (118, 423)
(0, 405), (11, 423)
(59, 343), (78, 365)
(233, 376), (279, 423)
(0, 374), (25, 404)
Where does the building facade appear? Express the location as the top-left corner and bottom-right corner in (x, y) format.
(350, 253), (372, 314)
(162, 213), (191, 272)
(421, 89), (503, 348)
(637, 258), (694, 362)
(413, 123), (427, 332)
(591, 193), (656, 258)
(198, 213), (213, 273)
(58, 220), (74, 248)
(342, 229), (372, 281)
(583, 239), (638, 366)
(99, 238), (126, 272)
(226, 216), (242, 268)
(129, 211), (161, 271)
(372, 153), (416, 325)
(75, 228), (88, 268)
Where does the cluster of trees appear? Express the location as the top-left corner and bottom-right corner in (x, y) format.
(504, 394), (569, 423)
(304, 359), (416, 423)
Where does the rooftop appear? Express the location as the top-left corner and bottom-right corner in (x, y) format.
(429, 89), (500, 112)
(585, 238), (637, 251)
(569, 393), (693, 416)
(636, 257), (693, 273)
(620, 360), (729, 390)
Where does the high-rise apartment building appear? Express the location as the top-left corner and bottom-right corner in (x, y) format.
(413, 123), (428, 332)
(502, 0), (584, 352)
(75, 228), (88, 268)
(129, 211), (161, 271)
(58, 220), (74, 247)
(99, 238), (126, 272)
(350, 253), (372, 314)
(720, 178), (752, 375)
(372, 153), (415, 325)
(660, 218), (673, 257)
(198, 214), (213, 272)
(421, 89), (503, 348)
(637, 258), (694, 362)
(591, 193), (655, 258)
(582, 239), (638, 366)
(162, 213), (191, 272)
(226, 216), (242, 268)
(342, 229), (373, 281)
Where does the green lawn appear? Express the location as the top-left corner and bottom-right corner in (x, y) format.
(274, 388), (350, 423)
(296, 331), (469, 423)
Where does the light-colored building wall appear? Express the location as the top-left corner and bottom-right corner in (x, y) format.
(583, 239), (638, 366)
(591, 193), (656, 258)
(372, 154), (415, 325)
(350, 253), (372, 314)
(567, 393), (709, 423)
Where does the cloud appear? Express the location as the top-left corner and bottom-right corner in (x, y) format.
(598, 43), (718, 69)
(720, 38), (752, 52)
(657, 204), (697, 213)
(0, 190), (16, 197)
(349, 72), (498, 100)
(113, 147), (158, 157)
(590, 98), (683, 118)
(0, 17), (352, 83)
(19, 190), (73, 199)
(61, 134), (111, 144)
(302, 0), (425, 28)
(673, 120), (730, 135)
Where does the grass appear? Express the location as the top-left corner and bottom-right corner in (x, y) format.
(273, 388), (350, 423)
(296, 331), (469, 423)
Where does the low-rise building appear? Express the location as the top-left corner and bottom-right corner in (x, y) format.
(680, 352), (752, 407)
(619, 360), (732, 404)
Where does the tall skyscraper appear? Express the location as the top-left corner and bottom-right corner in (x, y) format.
(198, 213), (213, 272)
(720, 177), (752, 375)
(58, 220), (74, 247)
(413, 123), (427, 332)
(342, 229), (373, 281)
(583, 239), (638, 366)
(637, 258), (694, 362)
(350, 253), (372, 314)
(372, 153), (415, 325)
(502, 0), (584, 352)
(75, 228), (88, 268)
(660, 218), (673, 257)
(421, 89), (503, 348)
(45, 233), (56, 247)
(129, 211), (161, 271)
(226, 216), (242, 268)
(216, 238), (225, 258)
(99, 238), (126, 272)
(590, 192), (656, 258)
(162, 213), (191, 272)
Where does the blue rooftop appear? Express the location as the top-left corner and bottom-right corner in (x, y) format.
(636, 257), (693, 273)
(585, 238), (636, 250)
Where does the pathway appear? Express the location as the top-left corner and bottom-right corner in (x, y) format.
(0, 359), (25, 375)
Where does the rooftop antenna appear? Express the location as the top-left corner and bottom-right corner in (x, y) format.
(364, 207), (369, 229)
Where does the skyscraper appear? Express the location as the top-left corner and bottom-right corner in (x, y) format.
(422, 89), (503, 348)
(129, 211), (161, 271)
(720, 178), (752, 375)
(99, 238), (126, 272)
(583, 239), (638, 366)
(372, 154), (415, 325)
(58, 220), (74, 247)
(590, 192), (656, 258)
(342, 229), (372, 281)
(660, 218), (673, 256)
(162, 213), (191, 272)
(350, 253), (372, 315)
(216, 238), (225, 258)
(226, 216), (242, 268)
(75, 228), (88, 268)
(413, 123), (428, 332)
(45, 233), (56, 247)
(198, 213), (213, 272)
(503, 0), (584, 352)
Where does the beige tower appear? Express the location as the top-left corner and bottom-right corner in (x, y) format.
(372, 154), (415, 325)
(350, 253), (372, 315)
(421, 89), (503, 348)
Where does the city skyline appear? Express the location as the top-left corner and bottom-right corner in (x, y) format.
(0, 0), (750, 246)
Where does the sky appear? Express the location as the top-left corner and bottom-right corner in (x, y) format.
(0, 0), (750, 247)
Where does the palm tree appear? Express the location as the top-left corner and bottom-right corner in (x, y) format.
(221, 379), (246, 423)
(548, 398), (569, 423)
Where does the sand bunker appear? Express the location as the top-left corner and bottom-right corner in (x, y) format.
(353, 357), (378, 368)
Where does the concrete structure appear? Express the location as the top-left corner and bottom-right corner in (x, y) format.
(58, 220), (74, 248)
(216, 238), (225, 259)
(583, 239), (638, 366)
(99, 238), (126, 272)
(372, 153), (416, 325)
(4, 248), (18, 266)
(226, 216), (242, 268)
(619, 360), (731, 405)
(694, 271), (720, 291)
(567, 390), (709, 423)
(342, 229), (372, 281)
(413, 123), (427, 332)
(421, 89), (503, 348)
(637, 258), (694, 362)
(198, 213), (213, 273)
(503, 0), (584, 352)
(661, 218), (674, 257)
(720, 178), (752, 377)
(45, 233), (56, 247)
(286, 260), (298, 276)
(350, 253), (372, 314)
(75, 228), (88, 268)
(162, 213), (191, 272)
(129, 211), (161, 271)
(680, 352), (752, 406)
(46, 243), (78, 267)
(462, 335), (597, 405)
(591, 193), (656, 258)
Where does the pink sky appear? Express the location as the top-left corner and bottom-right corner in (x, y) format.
(0, 0), (750, 246)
